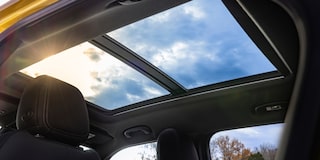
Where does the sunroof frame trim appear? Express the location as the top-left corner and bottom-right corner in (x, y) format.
(223, 0), (292, 76)
(112, 71), (286, 115)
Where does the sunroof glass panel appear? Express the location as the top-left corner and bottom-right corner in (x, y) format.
(108, 0), (276, 89)
(21, 42), (169, 110)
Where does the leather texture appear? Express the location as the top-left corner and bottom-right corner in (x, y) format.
(157, 128), (199, 160)
(16, 75), (89, 145)
(0, 131), (100, 160)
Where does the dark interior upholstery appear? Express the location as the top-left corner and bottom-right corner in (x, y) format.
(0, 131), (100, 160)
(0, 75), (100, 160)
(157, 128), (199, 160)
(16, 75), (89, 145)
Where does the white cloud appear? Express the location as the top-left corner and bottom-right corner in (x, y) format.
(126, 93), (142, 102)
(235, 128), (261, 137)
(183, 5), (206, 20)
(149, 11), (172, 23)
(107, 0), (275, 90)
(110, 146), (141, 160)
(211, 124), (285, 150)
(151, 41), (219, 72)
(151, 42), (186, 70)
(144, 86), (165, 97)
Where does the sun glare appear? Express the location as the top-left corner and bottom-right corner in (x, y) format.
(21, 43), (99, 97)
(20, 42), (168, 110)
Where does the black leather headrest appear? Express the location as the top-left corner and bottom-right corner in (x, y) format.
(157, 128), (199, 160)
(16, 75), (89, 145)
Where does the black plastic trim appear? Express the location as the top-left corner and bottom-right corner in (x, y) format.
(90, 35), (187, 94)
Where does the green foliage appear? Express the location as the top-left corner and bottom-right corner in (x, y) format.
(248, 152), (264, 160)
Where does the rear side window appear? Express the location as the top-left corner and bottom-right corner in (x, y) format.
(209, 123), (284, 160)
(110, 142), (157, 160)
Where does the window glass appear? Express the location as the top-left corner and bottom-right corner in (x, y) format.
(110, 142), (157, 160)
(209, 124), (284, 160)
(19, 0), (278, 111)
(108, 0), (276, 89)
(20, 42), (168, 110)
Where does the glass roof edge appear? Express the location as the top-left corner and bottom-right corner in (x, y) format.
(224, 0), (292, 76)
(111, 71), (283, 115)
(238, 0), (293, 75)
(187, 70), (282, 93)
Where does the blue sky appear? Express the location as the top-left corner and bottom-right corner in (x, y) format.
(22, 0), (275, 110)
(211, 123), (284, 150)
(108, 0), (275, 89)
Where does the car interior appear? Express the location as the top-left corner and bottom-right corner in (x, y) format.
(0, 75), (100, 159)
(0, 0), (319, 159)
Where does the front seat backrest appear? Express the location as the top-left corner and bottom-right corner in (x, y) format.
(0, 75), (100, 160)
(157, 128), (199, 160)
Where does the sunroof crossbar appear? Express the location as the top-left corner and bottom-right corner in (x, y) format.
(91, 35), (187, 95)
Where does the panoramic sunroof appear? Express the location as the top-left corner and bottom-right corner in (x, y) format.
(20, 0), (277, 110)
(21, 42), (169, 110)
(108, 0), (276, 89)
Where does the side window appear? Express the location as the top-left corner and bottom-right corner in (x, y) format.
(110, 142), (157, 160)
(209, 123), (284, 160)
